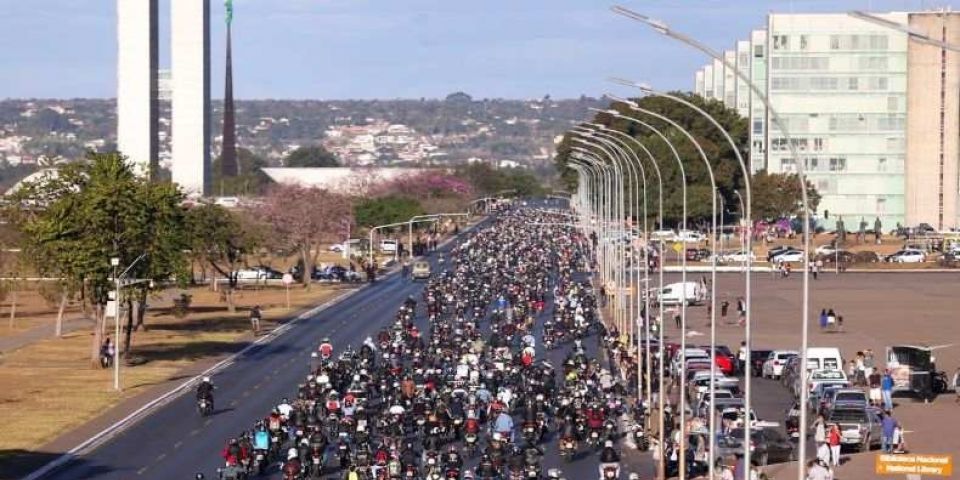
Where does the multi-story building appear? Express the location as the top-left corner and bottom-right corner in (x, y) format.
(692, 10), (960, 230)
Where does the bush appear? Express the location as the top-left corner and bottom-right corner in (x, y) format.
(172, 293), (192, 319)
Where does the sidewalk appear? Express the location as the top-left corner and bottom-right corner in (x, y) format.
(0, 315), (93, 356)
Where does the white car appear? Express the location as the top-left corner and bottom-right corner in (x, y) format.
(651, 229), (676, 242)
(676, 230), (706, 243)
(762, 350), (799, 379)
(771, 250), (805, 263)
(886, 249), (925, 263)
(328, 243), (345, 252)
(380, 239), (399, 253)
(719, 251), (756, 263)
(814, 244), (838, 256)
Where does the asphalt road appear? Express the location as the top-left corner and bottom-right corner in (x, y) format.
(41, 214), (653, 480)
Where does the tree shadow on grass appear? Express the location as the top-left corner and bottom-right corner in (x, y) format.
(147, 315), (250, 333)
(133, 340), (251, 364)
(0, 449), (115, 480)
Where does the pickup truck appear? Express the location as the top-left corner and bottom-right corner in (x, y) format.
(827, 407), (882, 452)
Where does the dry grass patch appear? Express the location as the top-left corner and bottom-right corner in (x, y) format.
(0, 283), (351, 453)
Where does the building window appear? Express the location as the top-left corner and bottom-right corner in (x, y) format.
(830, 35), (840, 50)
(876, 197), (887, 214)
(813, 138), (825, 151)
(829, 157), (847, 171)
(800, 35), (809, 50)
(781, 158), (796, 172)
(753, 118), (763, 135)
(878, 157), (887, 172)
(773, 35), (789, 50)
(806, 157), (819, 170)
(849, 77), (859, 90)
(754, 45), (764, 58)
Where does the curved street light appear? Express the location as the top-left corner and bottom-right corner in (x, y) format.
(610, 7), (815, 476)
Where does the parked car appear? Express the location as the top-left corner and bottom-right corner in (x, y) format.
(770, 250), (806, 263)
(710, 345), (737, 375)
(827, 407), (883, 452)
(720, 428), (796, 466)
(676, 230), (706, 243)
(796, 369), (849, 399)
(853, 251), (881, 263)
(687, 248), (711, 262)
(885, 249), (926, 263)
(780, 355), (803, 387)
(721, 250), (756, 263)
(234, 266), (284, 281)
(750, 349), (775, 377)
(762, 350), (799, 379)
(815, 250), (855, 264)
(655, 281), (704, 306)
(767, 245), (800, 262)
(824, 388), (869, 415)
(313, 265), (361, 283)
(380, 239), (399, 253)
(651, 229), (677, 242)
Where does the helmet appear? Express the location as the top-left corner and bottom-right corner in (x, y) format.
(287, 447), (298, 460)
(604, 440), (613, 448)
(202, 376), (211, 383)
(195, 474), (205, 480)
(311, 352), (318, 358)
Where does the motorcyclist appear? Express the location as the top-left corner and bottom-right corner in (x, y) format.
(475, 453), (498, 478)
(318, 337), (334, 360)
(196, 376), (214, 409)
(220, 438), (247, 467)
(493, 410), (515, 443)
(283, 447), (302, 479)
(598, 440), (621, 478)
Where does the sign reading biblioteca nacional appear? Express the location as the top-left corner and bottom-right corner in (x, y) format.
(876, 454), (953, 476)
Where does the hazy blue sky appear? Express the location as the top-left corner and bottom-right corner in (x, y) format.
(0, 0), (940, 100)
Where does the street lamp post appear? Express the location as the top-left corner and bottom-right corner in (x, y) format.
(610, 8), (811, 475)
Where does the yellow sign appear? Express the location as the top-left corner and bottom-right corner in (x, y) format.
(672, 243), (683, 254)
(876, 454), (953, 477)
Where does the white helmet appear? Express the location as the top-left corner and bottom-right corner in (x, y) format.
(202, 376), (211, 383)
(287, 447), (298, 460)
(605, 440), (613, 448)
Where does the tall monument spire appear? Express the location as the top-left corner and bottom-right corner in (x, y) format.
(220, 0), (239, 178)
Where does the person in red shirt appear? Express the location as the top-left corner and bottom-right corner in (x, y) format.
(221, 438), (248, 466)
(585, 405), (605, 431)
(827, 423), (842, 466)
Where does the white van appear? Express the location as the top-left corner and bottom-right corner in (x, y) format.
(380, 239), (399, 253)
(806, 347), (843, 372)
(656, 281), (703, 306)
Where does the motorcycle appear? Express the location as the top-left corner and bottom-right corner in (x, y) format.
(630, 424), (649, 451)
(559, 437), (576, 462)
(525, 464), (541, 479)
(307, 445), (324, 478)
(522, 422), (539, 444)
(601, 464), (620, 480)
(198, 397), (213, 417)
(463, 432), (479, 457)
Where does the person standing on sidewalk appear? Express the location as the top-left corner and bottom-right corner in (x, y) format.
(881, 410), (899, 453)
(827, 423), (842, 466)
(952, 367), (960, 404)
(882, 369), (895, 411)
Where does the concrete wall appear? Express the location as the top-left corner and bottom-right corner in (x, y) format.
(171, 0), (211, 197)
(905, 13), (960, 230)
(116, 0), (158, 176)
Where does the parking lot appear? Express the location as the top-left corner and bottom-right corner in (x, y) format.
(658, 271), (960, 478)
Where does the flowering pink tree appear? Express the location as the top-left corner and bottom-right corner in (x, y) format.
(258, 184), (354, 286)
(375, 171), (474, 200)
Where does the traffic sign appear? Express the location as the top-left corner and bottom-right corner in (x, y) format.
(282, 273), (294, 285)
(876, 454), (952, 477)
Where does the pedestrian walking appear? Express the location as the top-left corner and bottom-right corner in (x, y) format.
(721, 300), (730, 319)
(837, 315), (844, 332)
(882, 369), (895, 411)
(826, 309), (837, 331)
(737, 341), (747, 374)
(674, 311), (681, 329)
(819, 309), (828, 331)
(813, 414), (826, 444)
(869, 369), (882, 406)
(250, 305), (262, 336)
(827, 423), (842, 466)
(881, 410), (898, 453)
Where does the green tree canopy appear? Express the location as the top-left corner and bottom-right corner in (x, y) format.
(212, 148), (272, 196)
(354, 195), (425, 229)
(284, 145), (340, 168)
(184, 203), (261, 308)
(553, 93), (818, 227)
(6, 152), (188, 364)
(455, 162), (546, 197)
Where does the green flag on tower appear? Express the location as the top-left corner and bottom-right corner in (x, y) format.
(225, 0), (233, 25)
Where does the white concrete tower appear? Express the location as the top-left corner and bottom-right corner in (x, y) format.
(171, 0), (211, 196)
(116, 0), (158, 176)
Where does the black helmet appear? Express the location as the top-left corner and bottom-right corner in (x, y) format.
(196, 474), (205, 480)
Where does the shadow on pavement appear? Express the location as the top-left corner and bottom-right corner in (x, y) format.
(0, 449), (113, 480)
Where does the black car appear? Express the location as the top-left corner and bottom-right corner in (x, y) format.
(766, 245), (799, 262)
(750, 349), (774, 377)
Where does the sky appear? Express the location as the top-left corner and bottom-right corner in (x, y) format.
(0, 0), (946, 100)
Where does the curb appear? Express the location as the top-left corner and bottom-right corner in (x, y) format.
(22, 284), (369, 480)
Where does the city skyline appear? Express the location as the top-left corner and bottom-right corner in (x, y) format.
(0, 0), (936, 100)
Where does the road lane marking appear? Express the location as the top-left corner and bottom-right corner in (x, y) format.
(242, 390), (251, 397)
(204, 419), (212, 426)
(230, 400), (238, 407)
(190, 429), (200, 436)
(174, 441), (182, 449)
(137, 466), (148, 475)
(155, 453), (166, 462)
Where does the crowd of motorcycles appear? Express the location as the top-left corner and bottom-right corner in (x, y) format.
(204, 209), (645, 480)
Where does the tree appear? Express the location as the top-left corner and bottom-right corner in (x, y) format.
(211, 148), (272, 196)
(354, 195), (425, 228)
(750, 171), (821, 220)
(554, 93), (752, 226)
(184, 204), (259, 312)
(6, 152), (188, 366)
(258, 185), (354, 287)
(455, 162), (546, 197)
(284, 145), (340, 168)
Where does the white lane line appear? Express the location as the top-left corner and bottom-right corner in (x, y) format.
(173, 441), (182, 449)
(137, 466), (148, 475)
(155, 453), (166, 462)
